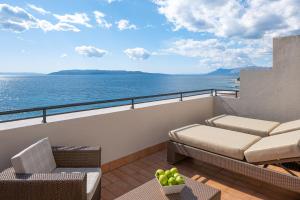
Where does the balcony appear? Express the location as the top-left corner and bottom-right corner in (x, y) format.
(0, 36), (300, 199)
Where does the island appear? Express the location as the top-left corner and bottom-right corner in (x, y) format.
(48, 69), (163, 75)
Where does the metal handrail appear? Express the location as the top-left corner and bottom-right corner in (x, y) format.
(0, 88), (239, 123)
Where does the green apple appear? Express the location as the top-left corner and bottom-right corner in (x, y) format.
(173, 172), (180, 178)
(175, 176), (185, 185)
(164, 170), (172, 178)
(170, 167), (179, 175)
(159, 175), (168, 186)
(155, 169), (164, 178)
(168, 177), (177, 186)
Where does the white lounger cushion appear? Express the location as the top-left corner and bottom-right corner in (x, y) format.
(169, 124), (261, 160)
(205, 114), (227, 126)
(11, 138), (56, 174)
(244, 130), (300, 163)
(270, 119), (300, 136)
(206, 115), (279, 137)
(53, 168), (101, 200)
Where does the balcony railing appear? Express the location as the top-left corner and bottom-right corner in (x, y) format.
(0, 89), (239, 123)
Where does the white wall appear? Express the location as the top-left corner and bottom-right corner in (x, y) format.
(215, 35), (300, 122)
(0, 96), (213, 171)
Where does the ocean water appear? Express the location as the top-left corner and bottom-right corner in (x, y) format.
(0, 74), (238, 121)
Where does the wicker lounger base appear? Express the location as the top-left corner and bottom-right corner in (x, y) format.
(167, 141), (300, 193)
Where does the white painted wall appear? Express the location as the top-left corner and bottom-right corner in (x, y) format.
(0, 96), (213, 171)
(214, 35), (300, 122)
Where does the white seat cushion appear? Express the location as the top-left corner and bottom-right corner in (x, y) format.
(169, 124), (261, 160)
(205, 114), (227, 126)
(11, 138), (56, 173)
(244, 130), (300, 163)
(206, 115), (280, 137)
(53, 168), (101, 200)
(270, 119), (300, 135)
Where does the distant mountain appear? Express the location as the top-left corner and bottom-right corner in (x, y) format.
(49, 69), (163, 75)
(206, 67), (270, 76)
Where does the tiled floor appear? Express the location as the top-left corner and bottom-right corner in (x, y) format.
(101, 150), (300, 200)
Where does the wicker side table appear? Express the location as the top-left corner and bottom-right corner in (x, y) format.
(116, 176), (221, 200)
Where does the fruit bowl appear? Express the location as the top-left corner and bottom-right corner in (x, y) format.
(155, 168), (186, 195)
(156, 176), (185, 194)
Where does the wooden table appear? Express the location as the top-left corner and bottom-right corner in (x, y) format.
(116, 176), (221, 200)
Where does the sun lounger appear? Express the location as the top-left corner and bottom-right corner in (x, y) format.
(269, 119), (300, 135)
(245, 130), (300, 164)
(169, 124), (261, 160)
(167, 124), (300, 193)
(206, 114), (280, 137)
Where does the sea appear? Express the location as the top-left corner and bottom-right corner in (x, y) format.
(0, 74), (238, 122)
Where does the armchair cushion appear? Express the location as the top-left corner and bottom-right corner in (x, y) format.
(11, 138), (56, 174)
(52, 168), (101, 200)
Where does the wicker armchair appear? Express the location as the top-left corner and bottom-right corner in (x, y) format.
(0, 146), (101, 200)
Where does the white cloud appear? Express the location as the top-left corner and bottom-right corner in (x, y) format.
(116, 19), (137, 30)
(0, 4), (80, 33)
(94, 11), (112, 29)
(0, 3), (37, 32)
(37, 20), (80, 32)
(27, 4), (50, 15)
(145, 24), (155, 29)
(124, 48), (151, 60)
(1, 21), (29, 32)
(75, 45), (108, 58)
(164, 38), (272, 72)
(106, 0), (122, 3)
(60, 53), (67, 58)
(153, 0), (300, 39)
(54, 13), (92, 28)
(54, 22), (80, 32)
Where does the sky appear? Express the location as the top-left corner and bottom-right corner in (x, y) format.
(0, 0), (299, 74)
